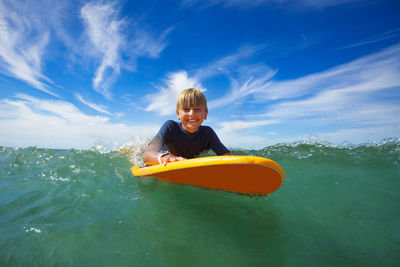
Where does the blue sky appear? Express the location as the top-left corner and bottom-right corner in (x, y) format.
(0, 0), (399, 149)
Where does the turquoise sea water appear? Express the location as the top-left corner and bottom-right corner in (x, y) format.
(1, 140), (399, 266)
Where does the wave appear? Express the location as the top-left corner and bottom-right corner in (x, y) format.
(2, 136), (399, 164)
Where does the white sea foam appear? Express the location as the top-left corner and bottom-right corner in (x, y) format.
(25, 227), (41, 233)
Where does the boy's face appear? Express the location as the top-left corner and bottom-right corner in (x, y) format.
(177, 106), (208, 133)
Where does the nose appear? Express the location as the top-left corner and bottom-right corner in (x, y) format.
(188, 109), (194, 115)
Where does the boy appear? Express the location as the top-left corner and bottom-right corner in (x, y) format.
(143, 88), (230, 165)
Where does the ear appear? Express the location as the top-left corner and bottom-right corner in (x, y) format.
(204, 110), (208, 120)
(176, 110), (181, 121)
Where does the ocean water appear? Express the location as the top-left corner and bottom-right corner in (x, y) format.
(0, 140), (399, 266)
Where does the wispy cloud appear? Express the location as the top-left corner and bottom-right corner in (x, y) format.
(81, 1), (171, 99)
(182, 0), (365, 9)
(297, 0), (364, 9)
(215, 44), (400, 147)
(75, 93), (113, 116)
(215, 44), (400, 106)
(0, 94), (159, 149)
(194, 45), (266, 80)
(208, 63), (276, 108)
(336, 28), (400, 50)
(197, 46), (274, 109)
(0, 1), (55, 96)
(182, 0), (276, 9)
(259, 44), (400, 102)
(80, 1), (126, 99)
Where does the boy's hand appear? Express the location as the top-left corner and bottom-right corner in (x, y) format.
(160, 154), (186, 166)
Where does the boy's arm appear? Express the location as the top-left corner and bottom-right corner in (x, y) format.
(143, 142), (162, 165)
(143, 138), (186, 165)
(208, 128), (230, 156)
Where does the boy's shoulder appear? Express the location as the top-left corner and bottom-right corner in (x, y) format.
(162, 120), (179, 127)
(200, 124), (212, 130)
(199, 124), (216, 135)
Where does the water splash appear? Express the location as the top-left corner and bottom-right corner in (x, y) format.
(117, 136), (150, 167)
(87, 136), (151, 167)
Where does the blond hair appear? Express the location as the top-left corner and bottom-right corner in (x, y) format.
(176, 88), (208, 112)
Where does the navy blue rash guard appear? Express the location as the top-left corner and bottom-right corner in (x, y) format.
(152, 120), (230, 159)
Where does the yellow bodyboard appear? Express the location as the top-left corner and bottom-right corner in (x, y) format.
(131, 156), (284, 195)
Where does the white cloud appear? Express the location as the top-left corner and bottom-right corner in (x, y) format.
(220, 133), (271, 149)
(219, 119), (280, 132)
(265, 87), (400, 126)
(212, 118), (280, 149)
(0, 1), (55, 96)
(75, 93), (113, 116)
(0, 94), (159, 149)
(145, 71), (205, 115)
(205, 113), (280, 149)
(81, 1), (171, 99)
